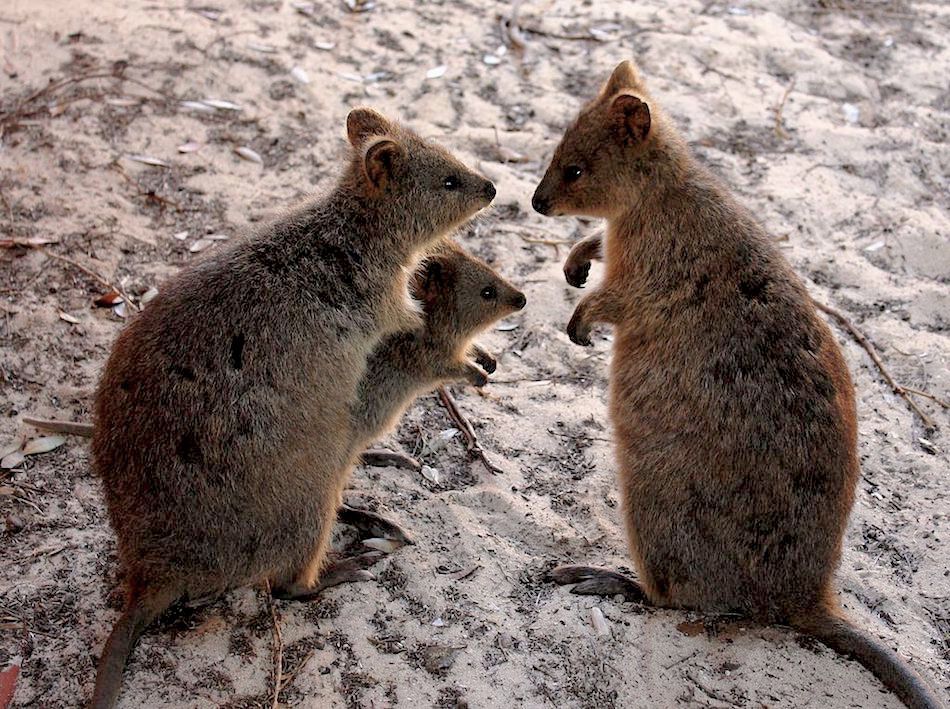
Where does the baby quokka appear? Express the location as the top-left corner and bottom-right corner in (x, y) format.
(534, 60), (942, 709)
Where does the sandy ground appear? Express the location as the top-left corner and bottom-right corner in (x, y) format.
(1, 0), (948, 707)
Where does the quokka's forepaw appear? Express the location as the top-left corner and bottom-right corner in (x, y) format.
(564, 259), (592, 289)
(473, 349), (497, 374)
(566, 312), (593, 347)
(464, 363), (489, 388)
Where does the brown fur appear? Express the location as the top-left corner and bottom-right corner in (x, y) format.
(88, 108), (495, 708)
(535, 61), (943, 709)
(351, 240), (525, 451)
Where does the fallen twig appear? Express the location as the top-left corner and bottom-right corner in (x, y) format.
(39, 248), (140, 313)
(499, 2), (528, 52)
(813, 300), (937, 430)
(774, 77), (796, 139)
(111, 161), (181, 210)
(279, 648), (315, 694)
(902, 387), (949, 410)
(0, 68), (175, 134)
(264, 580), (283, 709)
(436, 386), (505, 475)
(519, 234), (572, 255)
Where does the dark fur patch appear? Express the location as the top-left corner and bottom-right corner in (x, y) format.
(119, 380), (133, 391)
(230, 334), (245, 370)
(177, 432), (202, 465)
(692, 273), (710, 304)
(169, 364), (196, 381)
(739, 273), (769, 303)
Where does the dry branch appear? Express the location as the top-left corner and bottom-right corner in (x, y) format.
(264, 580), (284, 709)
(437, 386), (505, 475)
(774, 77), (796, 139)
(814, 300), (937, 430)
(40, 249), (140, 313)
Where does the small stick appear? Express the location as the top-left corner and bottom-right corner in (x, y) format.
(436, 386), (505, 475)
(278, 648), (315, 693)
(813, 300), (936, 430)
(499, 2), (528, 52)
(902, 387), (949, 410)
(263, 580), (283, 709)
(39, 248), (140, 313)
(774, 77), (796, 140)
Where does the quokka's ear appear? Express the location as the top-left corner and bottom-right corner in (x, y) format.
(609, 94), (651, 145)
(347, 107), (393, 147)
(602, 60), (642, 98)
(413, 257), (452, 306)
(363, 138), (406, 190)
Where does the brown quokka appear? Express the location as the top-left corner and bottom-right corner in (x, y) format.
(351, 239), (526, 456)
(87, 108), (495, 708)
(533, 61), (943, 709)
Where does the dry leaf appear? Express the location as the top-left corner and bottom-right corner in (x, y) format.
(290, 66), (310, 84)
(140, 286), (159, 305)
(177, 141), (201, 153)
(58, 311), (79, 324)
(113, 301), (129, 318)
(234, 146), (263, 164)
(495, 145), (527, 163)
(496, 322), (518, 331)
(173, 230), (189, 241)
(483, 54), (501, 66)
(105, 97), (141, 107)
(343, 0), (375, 12)
(22, 436), (66, 456)
(206, 234), (229, 241)
(247, 42), (277, 54)
(180, 100), (216, 113)
(0, 441), (20, 458)
(189, 238), (214, 253)
(1, 236), (58, 248)
(291, 1), (315, 16)
(0, 663), (19, 709)
(421, 465), (441, 484)
(0, 451), (24, 470)
(426, 65), (447, 79)
(676, 619), (705, 637)
(94, 291), (124, 307)
(201, 98), (241, 111)
(338, 71), (363, 83)
(126, 154), (170, 168)
(314, 41), (335, 51)
(590, 607), (610, 636)
(363, 538), (402, 553)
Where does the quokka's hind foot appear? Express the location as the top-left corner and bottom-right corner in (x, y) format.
(549, 565), (648, 603)
(272, 552), (385, 602)
(360, 448), (421, 471)
(338, 503), (414, 545)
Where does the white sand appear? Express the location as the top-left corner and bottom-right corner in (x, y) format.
(1, 1), (947, 707)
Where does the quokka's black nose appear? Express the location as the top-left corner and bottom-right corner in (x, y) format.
(513, 293), (527, 310)
(531, 193), (550, 215)
(482, 181), (496, 202)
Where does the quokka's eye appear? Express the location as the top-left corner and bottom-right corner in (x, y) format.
(563, 165), (583, 183)
(443, 175), (460, 191)
(481, 285), (497, 300)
